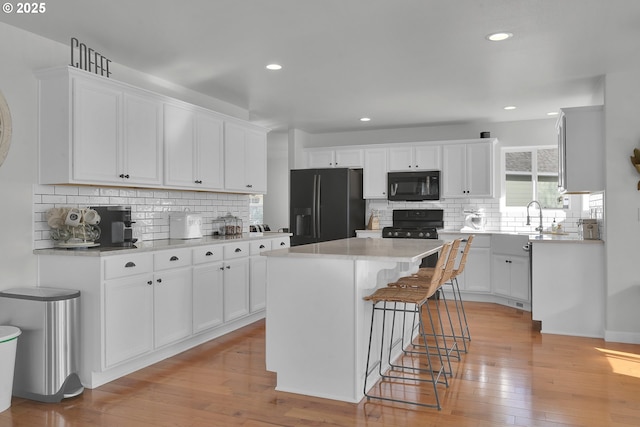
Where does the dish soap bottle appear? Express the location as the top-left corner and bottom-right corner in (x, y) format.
(551, 218), (558, 232)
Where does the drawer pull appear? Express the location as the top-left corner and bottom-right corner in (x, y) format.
(125, 262), (136, 268)
(226, 265), (231, 269)
(280, 242), (286, 246)
(219, 266), (225, 271)
(147, 281), (153, 285)
(170, 256), (179, 261)
(234, 248), (242, 253)
(259, 244), (265, 249)
(156, 278), (162, 283)
(206, 251), (214, 256)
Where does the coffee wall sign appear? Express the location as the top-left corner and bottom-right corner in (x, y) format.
(0, 90), (12, 167)
(70, 37), (112, 77)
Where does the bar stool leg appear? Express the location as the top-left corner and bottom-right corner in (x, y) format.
(363, 300), (446, 409)
(438, 288), (463, 360)
(454, 277), (472, 344)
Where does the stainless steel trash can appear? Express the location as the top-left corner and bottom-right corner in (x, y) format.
(0, 287), (83, 402)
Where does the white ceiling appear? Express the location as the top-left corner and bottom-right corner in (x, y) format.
(2, 0), (640, 133)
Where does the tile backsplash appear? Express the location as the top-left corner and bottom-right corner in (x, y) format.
(366, 192), (605, 236)
(33, 184), (250, 249)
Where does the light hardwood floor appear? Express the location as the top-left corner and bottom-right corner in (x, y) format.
(1, 302), (639, 427)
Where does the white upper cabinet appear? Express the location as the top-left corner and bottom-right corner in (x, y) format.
(72, 77), (121, 184)
(38, 67), (163, 187)
(363, 148), (388, 199)
(164, 102), (224, 190)
(442, 140), (494, 198)
(122, 92), (163, 186)
(388, 144), (441, 171)
(224, 121), (268, 193)
(307, 148), (363, 168)
(557, 105), (604, 193)
(37, 66), (267, 194)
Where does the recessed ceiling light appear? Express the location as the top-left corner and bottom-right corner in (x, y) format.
(547, 111), (559, 116)
(486, 32), (513, 42)
(360, 117), (371, 122)
(503, 105), (517, 110)
(266, 64), (282, 71)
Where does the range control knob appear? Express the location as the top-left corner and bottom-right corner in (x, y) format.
(418, 232), (425, 238)
(405, 232), (411, 237)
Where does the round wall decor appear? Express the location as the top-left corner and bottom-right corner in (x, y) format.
(0, 90), (12, 167)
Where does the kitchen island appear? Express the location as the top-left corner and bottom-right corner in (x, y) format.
(263, 237), (442, 403)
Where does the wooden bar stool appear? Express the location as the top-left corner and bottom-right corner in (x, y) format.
(362, 242), (452, 409)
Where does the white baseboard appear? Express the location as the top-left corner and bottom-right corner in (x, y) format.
(604, 330), (640, 344)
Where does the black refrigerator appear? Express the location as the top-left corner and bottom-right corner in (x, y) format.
(290, 168), (365, 246)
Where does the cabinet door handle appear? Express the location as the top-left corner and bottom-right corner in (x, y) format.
(219, 266), (225, 271)
(170, 256), (179, 261)
(259, 245), (265, 249)
(226, 265), (231, 269)
(206, 251), (214, 256)
(125, 261), (136, 268)
(280, 242), (286, 246)
(156, 278), (162, 283)
(234, 248), (242, 253)
(195, 180), (202, 184)
(246, 184), (253, 188)
(147, 280), (153, 285)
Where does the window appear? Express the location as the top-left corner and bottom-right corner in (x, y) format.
(504, 147), (562, 209)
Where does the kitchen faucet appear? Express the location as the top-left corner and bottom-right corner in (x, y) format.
(526, 200), (543, 234)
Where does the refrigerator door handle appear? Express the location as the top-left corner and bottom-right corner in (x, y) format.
(311, 174), (318, 238)
(316, 174), (321, 237)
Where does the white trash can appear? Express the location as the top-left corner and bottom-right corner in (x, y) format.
(0, 326), (21, 412)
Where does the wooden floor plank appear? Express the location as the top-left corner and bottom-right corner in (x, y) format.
(0, 301), (639, 426)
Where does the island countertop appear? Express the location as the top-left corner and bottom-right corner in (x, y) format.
(262, 237), (443, 261)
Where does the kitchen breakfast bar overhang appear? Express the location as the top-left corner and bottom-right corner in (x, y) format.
(262, 237), (443, 403)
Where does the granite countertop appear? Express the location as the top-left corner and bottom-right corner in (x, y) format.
(262, 237), (443, 262)
(34, 232), (292, 257)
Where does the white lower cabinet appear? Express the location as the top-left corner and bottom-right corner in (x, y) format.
(439, 233), (492, 293)
(459, 245), (491, 292)
(192, 245), (224, 333)
(492, 255), (529, 301)
(250, 240), (271, 313)
(37, 235), (289, 389)
(223, 258), (250, 321)
(104, 249), (193, 367)
(153, 266), (193, 348)
(104, 273), (154, 368)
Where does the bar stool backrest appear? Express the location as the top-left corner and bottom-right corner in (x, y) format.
(452, 235), (474, 279)
(439, 238), (461, 285)
(423, 241), (452, 298)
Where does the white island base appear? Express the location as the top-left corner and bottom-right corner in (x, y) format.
(264, 238), (442, 403)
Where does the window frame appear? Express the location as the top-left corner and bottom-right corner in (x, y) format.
(501, 145), (561, 211)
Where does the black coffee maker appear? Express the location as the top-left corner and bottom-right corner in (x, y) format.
(91, 206), (136, 247)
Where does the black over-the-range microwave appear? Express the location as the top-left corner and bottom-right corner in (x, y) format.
(387, 170), (440, 201)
